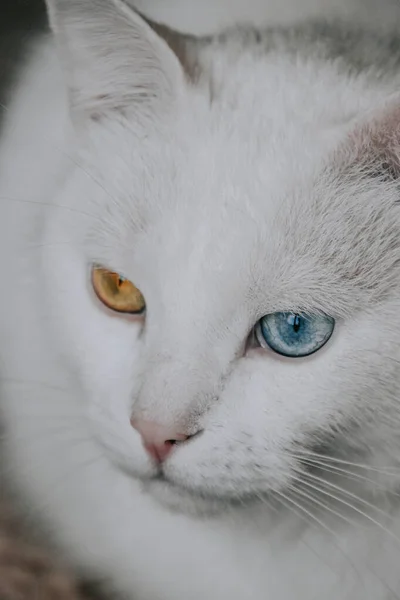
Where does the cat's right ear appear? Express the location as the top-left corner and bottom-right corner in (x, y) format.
(45, 0), (186, 120)
(341, 102), (400, 181)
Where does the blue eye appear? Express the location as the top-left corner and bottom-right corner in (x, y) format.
(255, 312), (335, 358)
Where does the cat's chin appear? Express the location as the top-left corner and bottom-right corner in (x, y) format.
(141, 477), (250, 518)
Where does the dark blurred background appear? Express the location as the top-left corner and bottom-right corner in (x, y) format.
(0, 0), (46, 108)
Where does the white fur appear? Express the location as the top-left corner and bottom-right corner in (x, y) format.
(2, 2), (400, 599)
(132, 0), (400, 33)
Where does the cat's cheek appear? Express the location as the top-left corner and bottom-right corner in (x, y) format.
(82, 347), (157, 478)
(164, 352), (342, 498)
(162, 363), (301, 496)
(66, 311), (150, 476)
(45, 251), (154, 476)
(87, 389), (158, 479)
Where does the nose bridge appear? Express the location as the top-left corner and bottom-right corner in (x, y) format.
(133, 352), (220, 428)
(133, 291), (249, 425)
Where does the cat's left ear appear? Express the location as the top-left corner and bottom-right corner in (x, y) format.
(45, 0), (186, 119)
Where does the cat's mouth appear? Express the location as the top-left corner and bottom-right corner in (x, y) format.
(140, 473), (259, 516)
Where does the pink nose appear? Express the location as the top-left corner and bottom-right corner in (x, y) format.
(130, 418), (190, 463)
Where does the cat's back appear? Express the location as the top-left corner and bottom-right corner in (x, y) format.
(133, 0), (400, 35)
(192, 21), (400, 96)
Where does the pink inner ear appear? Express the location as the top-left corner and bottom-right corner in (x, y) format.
(345, 103), (400, 178)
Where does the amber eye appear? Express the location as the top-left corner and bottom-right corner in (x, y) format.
(92, 267), (146, 314)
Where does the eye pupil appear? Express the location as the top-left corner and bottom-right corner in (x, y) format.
(292, 314), (301, 333)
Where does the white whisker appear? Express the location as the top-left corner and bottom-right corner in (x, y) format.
(294, 456), (400, 496)
(273, 488), (367, 592)
(19, 451), (106, 525)
(287, 482), (400, 598)
(299, 469), (395, 518)
(0, 195), (99, 220)
(291, 449), (400, 474)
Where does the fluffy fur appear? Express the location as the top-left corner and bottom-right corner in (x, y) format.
(131, 0), (400, 34)
(2, 1), (400, 598)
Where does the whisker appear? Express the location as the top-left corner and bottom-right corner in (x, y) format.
(0, 435), (98, 480)
(0, 406), (136, 471)
(273, 487), (336, 535)
(0, 376), (73, 394)
(295, 473), (394, 535)
(299, 469), (395, 518)
(272, 488), (367, 592)
(290, 449), (400, 474)
(295, 456), (400, 496)
(0, 425), (88, 445)
(255, 492), (280, 514)
(287, 482), (400, 598)
(19, 451), (106, 525)
(0, 196), (99, 220)
(259, 492), (341, 582)
(287, 481), (371, 532)
(0, 103), (121, 217)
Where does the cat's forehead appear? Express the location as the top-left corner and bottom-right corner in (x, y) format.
(89, 54), (400, 318)
(91, 121), (398, 321)
(94, 91), (338, 257)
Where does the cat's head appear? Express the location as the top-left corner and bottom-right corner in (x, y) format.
(43, 0), (400, 514)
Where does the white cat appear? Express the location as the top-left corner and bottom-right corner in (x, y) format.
(131, 0), (400, 34)
(2, 1), (400, 598)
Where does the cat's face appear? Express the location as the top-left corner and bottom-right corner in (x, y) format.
(43, 0), (400, 514)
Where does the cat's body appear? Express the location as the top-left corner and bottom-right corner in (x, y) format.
(131, 0), (400, 34)
(2, 1), (400, 599)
